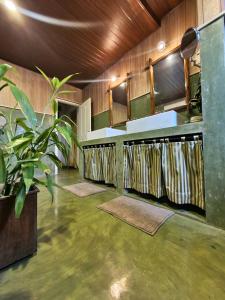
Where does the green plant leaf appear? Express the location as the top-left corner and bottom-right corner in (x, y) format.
(0, 149), (6, 184)
(46, 153), (63, 168)
(36, 67), (52, 87)
(56, 124), (72, 147)
(9, 84), (37, 129)
(22, 163), (34, 193)
(0, 64), (12, 79)
(35, 161), (51, 175)
(35, 127), (52, 145)
(16, 118), (32, 131)
(15, 183), (26, 218)
(57, 74), (74, 90)
(51, 98), (58, 116)
(8, 136), (33, 149)
(51, 77), (60, 89)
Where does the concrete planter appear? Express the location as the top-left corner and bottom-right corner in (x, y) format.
(0, 188), (38, 270)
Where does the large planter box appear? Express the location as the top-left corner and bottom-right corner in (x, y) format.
(0, 188), (38, 270)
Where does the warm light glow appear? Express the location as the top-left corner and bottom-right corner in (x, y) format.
(110, 276), (128, 299)
(157, 41), (166, 52)
(120, 82), (126, 88)
(4, 0), (17, 11)
(111, 76), (117, 82)
(167, 54), (174, 61)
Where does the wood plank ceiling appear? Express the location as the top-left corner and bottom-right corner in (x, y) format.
(0, 0), (183, 87)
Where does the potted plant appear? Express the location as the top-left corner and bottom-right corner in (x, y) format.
(0, 63), (79, 269)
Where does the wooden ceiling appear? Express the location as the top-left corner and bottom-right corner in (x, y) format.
(0, 0), (183, 87)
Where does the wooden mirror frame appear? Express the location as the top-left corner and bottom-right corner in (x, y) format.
(149, 46), (190, 115)
(108, 74), (131, 126)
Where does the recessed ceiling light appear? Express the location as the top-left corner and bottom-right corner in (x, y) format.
(4, 0), (17, 11)
(111, 76), (117, 82)
(157, 41), (166, 52)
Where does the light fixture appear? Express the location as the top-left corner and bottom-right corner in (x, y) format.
(111, 76), (117, 82)
(4, 0), (17, 11)
(157, 41), (166, 52)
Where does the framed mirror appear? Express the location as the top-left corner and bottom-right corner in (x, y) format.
(149, 47), (189, 113)
(181, 27), (200, 59)
(109, 78), (130, 126)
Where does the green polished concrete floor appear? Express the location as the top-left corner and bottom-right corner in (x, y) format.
(0, 170), (225, 300)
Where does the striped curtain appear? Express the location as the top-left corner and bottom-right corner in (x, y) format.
(123, 145), (134, 189)
(123, 143), (165, 198)
(101, 146), (116, 185)
(123, 139), (205, 209)
(145, 143), (166, 198)
(83, 146), (116, 185)
(162, 139), (205, 209)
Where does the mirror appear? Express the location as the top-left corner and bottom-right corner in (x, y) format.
(111, 81), (128, 125)
(181, 27), (199, 59)
(153, 50), (186, 110)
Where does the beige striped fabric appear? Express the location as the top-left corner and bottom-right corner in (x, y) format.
(123, 145), (134, 189)
(84, 146), (116, 185)
(162, 140), (205, 209)
(101, 146), (117, 185)
(123, 144), (166, 198)
(145, 143), (166, 198)
(123, 139), (205, 210)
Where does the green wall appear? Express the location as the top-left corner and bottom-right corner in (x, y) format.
(130, 93), (151, 120)
(92, 110), (110, 130)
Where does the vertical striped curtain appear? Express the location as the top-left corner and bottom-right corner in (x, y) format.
(83, 146), (116, 185)
(123, 143), (166, 198)
(123, 145), (134, 189)
(162, 139), (205, 209)
(123, 139), (205, 210)
(101, 146), (117, 185)
(145, 143), (166, 198)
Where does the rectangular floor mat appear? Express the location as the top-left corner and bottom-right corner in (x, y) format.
(63, 182), (106, 197)
(98, 196), (174, 235)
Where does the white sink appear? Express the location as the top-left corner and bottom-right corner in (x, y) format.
(86, 127), (126, 140)
(126, 111), (182, 134)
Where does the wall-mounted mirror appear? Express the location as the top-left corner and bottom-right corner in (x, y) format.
(181, 27), (200, 59)
(110, 80), (129, 126)
(151, 49), (187, 112)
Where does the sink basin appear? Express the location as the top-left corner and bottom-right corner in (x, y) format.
(126, 111), (182, 134)
(86, 127), (126, 140)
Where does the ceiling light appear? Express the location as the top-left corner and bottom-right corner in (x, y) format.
(111, 76), (117, 82)
(157, 41), (166, 52)
(4, 0), (17, 11)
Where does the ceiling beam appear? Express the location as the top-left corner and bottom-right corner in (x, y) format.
(138, 0), (161, 26)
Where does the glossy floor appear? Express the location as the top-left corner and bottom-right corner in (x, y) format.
(0, 170), (225, 300)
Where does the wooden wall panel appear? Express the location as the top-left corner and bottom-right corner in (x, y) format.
(197, 0), (224, 25)
(0, 59), (82, 114)
(83, 0), (198, 116)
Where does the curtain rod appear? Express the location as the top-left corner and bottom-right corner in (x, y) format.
(124, 133), (202, 145)
(83, 143), (115, 149)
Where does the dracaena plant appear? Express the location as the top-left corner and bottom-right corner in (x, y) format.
(0, 63), (79, 217)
